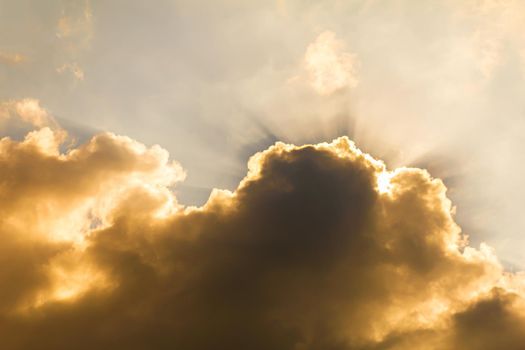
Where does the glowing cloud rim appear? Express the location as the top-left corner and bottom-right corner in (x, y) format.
(2, 99), (525, 349)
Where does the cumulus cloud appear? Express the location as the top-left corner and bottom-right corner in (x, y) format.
(1, 100), (525, 349)
(302, 31), (359, 95)
(0, 99), (60, 131)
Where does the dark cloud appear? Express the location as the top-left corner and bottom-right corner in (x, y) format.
(1, 108), (525, 349)
(451, 289), (525, 350)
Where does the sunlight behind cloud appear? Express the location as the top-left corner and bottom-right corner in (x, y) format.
(376, 171), (393, 194)
(0, 102), (525, 349)
(3, 0), (525, 348)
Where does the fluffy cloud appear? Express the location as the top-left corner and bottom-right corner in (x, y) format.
(1, 100), (525, 349)
(0, 99), (57, 129)
(302, 31), (359, 95)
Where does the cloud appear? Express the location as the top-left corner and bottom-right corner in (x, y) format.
(0, 99), (59, 130)
(56, 0), (93, 50)
(1, 100), (525, 349)
(0, 102), (184, 316)
(57, 62), (85, 81)
(302, 31), (359, 95)
(51, 1), (91, 85)
(0, 52), (27, 66)
(454, 0), (525, 82)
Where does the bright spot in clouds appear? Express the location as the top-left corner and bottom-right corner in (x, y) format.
(3, 1), (525, 348)
(1, 99), (525, 349)
(376, 171), (393, 194)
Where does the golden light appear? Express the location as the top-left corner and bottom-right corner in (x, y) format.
(376, 171), (393, 194)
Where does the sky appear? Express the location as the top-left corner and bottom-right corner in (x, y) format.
(2, 1), (525, 349)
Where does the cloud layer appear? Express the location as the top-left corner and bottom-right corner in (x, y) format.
(1, 101), (525, 349)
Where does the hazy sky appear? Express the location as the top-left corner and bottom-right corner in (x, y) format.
(4, 1), (525, 348)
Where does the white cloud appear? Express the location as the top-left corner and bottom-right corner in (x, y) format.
(303, 31), (359, 95)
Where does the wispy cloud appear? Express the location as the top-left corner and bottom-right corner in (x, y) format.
(57, 62), (85, 81)
(0, 51), (27, 66)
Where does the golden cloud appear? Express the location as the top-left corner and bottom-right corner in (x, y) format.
(1, 100), (524, 349)
(0, 99), (57, 129)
